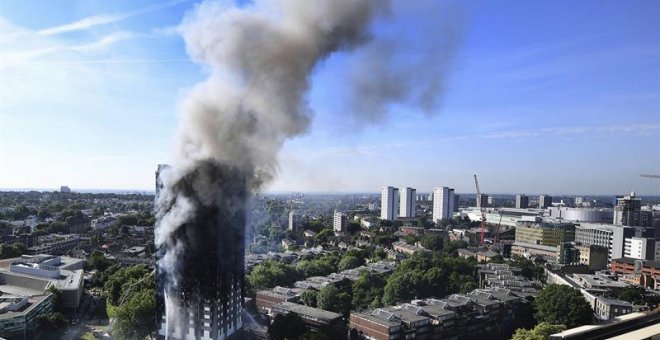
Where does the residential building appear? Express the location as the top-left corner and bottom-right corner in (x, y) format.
(333, 211), (348, 235)
(60, 186), (71, 193)
(624, 237), (656, 260)
(381, 187), (399, 221)
(27, 234), (82, 255)
(613, 192), (642, 226)
(574, 196), (584, 207)
(270, 302), (343, 331)
(574, 223), (634, 263)
(399, 187), (416, 218)
(487, 196), (494, 206)
(515, 194), (529, 209)
(255, 287), (302, 314)
(432, 187), (455, 223)
(539, 195), (553, 209)
(610, 258), (660, 289)
(476, 194), (488, 208)
(155, 163), (245, 340)
(593, 297), (633, 320)
(288, 210), (301, 231)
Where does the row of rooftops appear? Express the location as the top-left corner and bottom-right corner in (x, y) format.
(293, 260), (397, 290)
(352, 286), (531, 329)
(245, 246), (326, 270)
(476, 263), (541, 296)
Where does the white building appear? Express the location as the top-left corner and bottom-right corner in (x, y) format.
(288, 210), (301, 231)
(574, 196), (584, 207)
(539, 195), (553, 209)
(575, 223), (634, 263)
(546, 207), (614, 224)
(432, 187), (455, 223)
(380, 187), (399, 221)
(333, 211), (348, 234)
(624, 237), (656, 260)
(399, 187), (416, 218)
(516, 194), (529, 209)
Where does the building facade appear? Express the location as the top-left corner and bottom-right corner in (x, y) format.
(476, 194), (488, 209)
(155, 163), (245, 340)
(432, 187), (455, 223)
(333, 211), (348, 235)
(515, 195), (529, 209)
(575, 223), (634, 263)
(514, 222), (575, 246)
(288, 210), (301, 231)
(381, 187), (399, 221)
(539, 195), (553, 209)
(399, 187), (416, 218)
(624, 237), (655, 260)
(613, 192), (642, 226)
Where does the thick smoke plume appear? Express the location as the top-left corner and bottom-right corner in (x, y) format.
(155, 0), (463, 334)
(155, 0), (390, 334)
(172, 0), (388, 188)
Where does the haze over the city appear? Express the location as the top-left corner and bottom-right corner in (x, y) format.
(1, 0), (659, 194)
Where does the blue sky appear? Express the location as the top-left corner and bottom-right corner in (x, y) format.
(0, 0), (658, 195)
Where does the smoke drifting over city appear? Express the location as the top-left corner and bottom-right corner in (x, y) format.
(154, 0), (462, 336)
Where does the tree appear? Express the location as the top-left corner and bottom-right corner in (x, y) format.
(317, 285), (351, 316)
(300, 290), (318, 307)
(47, 285), (64, 312)
(510, 256), (545, 281)
(489, 254), (505, 264)
(420, 234), (444, 252)
(268, 313), (307, 340)
(247, 260), (300, 293)
(512, 322), (566, 340)
(535, 284), (592, 328)
(0, 242), (27, 259)
(112, 288), (156, 340)
(37, 312), (68, 331)
(88, 250), (112, 272)
(352, 271), (386, 309)
(102, 265), (156, 339)
(338, 255), (363, 271)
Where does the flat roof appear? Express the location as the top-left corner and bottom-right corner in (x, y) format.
(273, 302), (341, 321)
(351, 311), (400, 327)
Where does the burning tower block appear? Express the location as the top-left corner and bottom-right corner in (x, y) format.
(156, 162), (245, 339)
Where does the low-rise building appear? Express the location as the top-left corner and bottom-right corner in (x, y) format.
(270, 301), (343, 330)
(576, 244), (608, 270)
(593, 297), (633, 320)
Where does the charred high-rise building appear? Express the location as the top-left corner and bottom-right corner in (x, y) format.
(155, 162), (245, 340)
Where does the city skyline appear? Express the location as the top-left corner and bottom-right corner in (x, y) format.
(1, 0), (659, 195)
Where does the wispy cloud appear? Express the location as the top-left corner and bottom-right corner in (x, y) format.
(484, 124), (660, 139)
(72, 31), (136, 52)
(38, 0), (187, 35)
(39, 13), (133, 36)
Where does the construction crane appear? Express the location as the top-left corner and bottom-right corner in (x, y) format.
(473, 174), (487, 245)
(640, 174), (660, 179)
